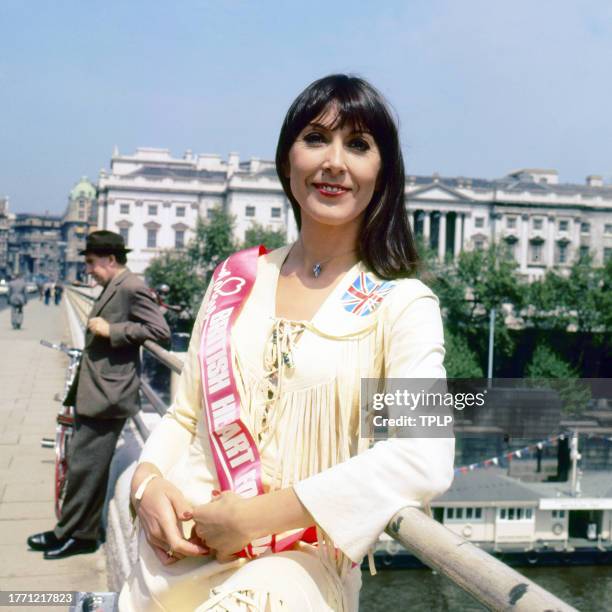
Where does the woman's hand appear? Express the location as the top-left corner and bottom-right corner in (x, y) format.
(193, 487), (315, 563)
(135, 475), (210, 565)
(192, 491), (254, 563)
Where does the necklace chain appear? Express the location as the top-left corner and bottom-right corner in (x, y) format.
(299, 237), (357, 278)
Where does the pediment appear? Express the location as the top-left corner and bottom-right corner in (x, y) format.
(409, 184), (470, 202)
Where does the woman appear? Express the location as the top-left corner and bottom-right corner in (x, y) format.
(120, 74), (454, 611)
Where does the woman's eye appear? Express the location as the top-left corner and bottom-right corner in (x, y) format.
(348, 138), (370, 152)
(303, 132), (325, 145)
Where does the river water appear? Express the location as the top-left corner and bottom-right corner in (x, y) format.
(359, 565), (610, 611)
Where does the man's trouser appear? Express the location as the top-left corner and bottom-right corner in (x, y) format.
(11, 304), (23, 328)
(54, 413), (126, 541)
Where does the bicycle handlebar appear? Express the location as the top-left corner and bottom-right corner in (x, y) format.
(40, 339), (82, 356)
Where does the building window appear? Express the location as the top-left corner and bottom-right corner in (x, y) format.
(78, 211), (85, 220)
(579, 246), (589, 260)
(531, 243), (542, 262)
(119, 227), (129, 245)
(148, 205), (158, 216)
(605, 224), (612, 235)
(604, 248), (612, 263)
(245, 205), (256, 218)
(120, 203), (130, 215)
(506, 217), (516, 229)
(444, 507), (482, 521)
(147, 228), (157, 248)
(271, 207), (281, 219)
(552, 510), (566, 519)
(176, 206), (186, 217)
(474, 239), (484, 251)
(499, 507), (534, 521)
(474, 217), (484, 228)
(175, 230), (185, 249)
(581, 222), (590, 234)
(557, 243), (568, 264)
(533, 218), (543, 230)
(207, 209), (215, 219)
(558, 220), (569, 232)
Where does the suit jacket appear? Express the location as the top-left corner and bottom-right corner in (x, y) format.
(8, 278), (28, 306)
(64, 269), (171, 419)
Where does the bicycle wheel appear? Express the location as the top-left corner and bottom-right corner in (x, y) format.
(54, 411), (74, 520)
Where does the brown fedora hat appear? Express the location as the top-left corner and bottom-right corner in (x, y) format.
(79, 230), (132, 255)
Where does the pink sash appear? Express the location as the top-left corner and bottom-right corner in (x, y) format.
(199, 247), (316, 558)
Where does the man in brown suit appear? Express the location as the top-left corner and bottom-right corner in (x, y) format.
(27, 231), (171, 559)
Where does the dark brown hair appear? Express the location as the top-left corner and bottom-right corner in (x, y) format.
(275, 74), (419, 279)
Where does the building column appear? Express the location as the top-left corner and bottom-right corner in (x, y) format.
(520, 214), (529, 272)
(454, 213), (462, 258)
(438, 212), (447, 261)
(572, 216), (581, 263)
(546, 215), (555, 268)
(423, 211), (431, 245)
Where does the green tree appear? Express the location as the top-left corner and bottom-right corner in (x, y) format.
(242, 222), (287, 250)
(444, 329), (484, 377)
(525, 253), (611, 369)
(145, 251), (204, 314)
(526, 344), (590, 415)
(426, 242), (526, 373)
(187, 209), (237, 282)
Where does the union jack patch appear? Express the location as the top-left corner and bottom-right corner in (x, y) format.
(341, 273), (396, 316)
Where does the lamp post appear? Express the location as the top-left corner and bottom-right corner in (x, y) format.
(487, 307), (496, 387)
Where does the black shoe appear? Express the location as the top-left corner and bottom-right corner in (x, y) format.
(43, 537), (97, 560)
(27, 530), (62, 551)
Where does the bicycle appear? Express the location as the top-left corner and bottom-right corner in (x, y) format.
(40, 340), (82, 519)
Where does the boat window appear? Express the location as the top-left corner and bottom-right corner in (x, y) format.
(447, 508), (454, 519)
(508, 508), (515, 520)
(466, 508), (473, 519)
(456, 508), (464, 519)
(475, 508), (482, 519)
(517, 508), (523, 520)
(526, 509), (533, 519)
(500, 508), (506, 519)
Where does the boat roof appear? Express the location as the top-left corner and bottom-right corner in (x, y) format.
(434, 469), (612, 506)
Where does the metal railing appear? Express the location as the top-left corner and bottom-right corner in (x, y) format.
(65, 286), (576, 611)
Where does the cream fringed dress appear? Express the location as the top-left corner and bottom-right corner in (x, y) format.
(119, 244), (455, 612)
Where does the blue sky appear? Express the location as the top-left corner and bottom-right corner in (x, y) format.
(1, 0), (611, 214)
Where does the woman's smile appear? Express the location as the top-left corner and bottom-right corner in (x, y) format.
(312, 182), (352, 198)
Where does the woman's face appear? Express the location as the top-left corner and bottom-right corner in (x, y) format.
(286, 105), (382, 229)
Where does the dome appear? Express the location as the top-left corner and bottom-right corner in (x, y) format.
(69, 176), (96, 201)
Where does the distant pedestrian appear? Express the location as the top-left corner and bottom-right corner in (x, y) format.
(54, 283), (63, 305)
(44, 283), (52, 305)
(8, 273), (28, 330)
(37, 281), (44, 301)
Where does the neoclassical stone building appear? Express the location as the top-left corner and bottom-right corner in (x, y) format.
(97, 149), (612, 279)
(97, 148), (294, 274)
(407, 169), (612, 281)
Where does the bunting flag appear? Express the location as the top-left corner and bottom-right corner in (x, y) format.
(454, 432), (571, 475)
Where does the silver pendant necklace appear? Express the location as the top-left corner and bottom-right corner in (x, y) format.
(300, 239), (357, 278)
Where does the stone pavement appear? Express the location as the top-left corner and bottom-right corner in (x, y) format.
(0, 298), (107, 597)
